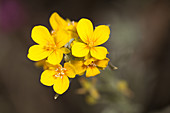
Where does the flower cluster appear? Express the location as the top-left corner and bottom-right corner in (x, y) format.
(27, 12), (110, 95)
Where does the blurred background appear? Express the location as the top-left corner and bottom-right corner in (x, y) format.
(0, 0), (170, 113)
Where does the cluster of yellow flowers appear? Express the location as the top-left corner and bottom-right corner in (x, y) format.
(27, 12), (110, 95)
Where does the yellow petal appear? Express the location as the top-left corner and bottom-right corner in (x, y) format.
(95, 58), (110, 68)
(31, 26), (55, 45)
(49, 12), (67, 31)
(77, 18), (93, 43)
(90, 46), (108, 60)
(86, 66), (100, 77)
(35, 60), (45, 67)
(66, 24), (76, 31)
(84, 53), (91, 60)
(53, 75), (69, 94)
(84, 58), (96, 66)
(54, 30), (71, 48)
(70, 60), (86, 75)
(48, 64), (62, 70)
(47, 49), (63, 65)
(40, 70), (55, 86)
(92, 25), (110, 46)
(66, 21), (78, 38)
(27, 45), (52, 61)
(72, 42), (89, 57)
(64, 62), (76, 78)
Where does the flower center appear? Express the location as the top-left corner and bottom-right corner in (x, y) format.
(87, 41), (94, 47)
(86, 62), (97, 68)
(53, 66), (67, 79)
(44, 43), (56, 51)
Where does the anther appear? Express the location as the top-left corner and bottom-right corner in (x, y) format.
(60, 72), (64, 75)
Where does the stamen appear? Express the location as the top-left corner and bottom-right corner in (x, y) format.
(60, 68), (66, 71)
(51, 30), (55, 34)
(92, 63), (96, 67)
(54, 67), (66, 78)
(54, 74), (60, 78)
(71, 21), (75, 25)
(88, 62), (97, 67)
(60, 72), (64, 75)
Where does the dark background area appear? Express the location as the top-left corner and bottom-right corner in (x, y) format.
(0, 0), (170, 113)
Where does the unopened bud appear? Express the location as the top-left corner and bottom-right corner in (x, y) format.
(54, 94), (59, 100)
(64, 55), (70, 62)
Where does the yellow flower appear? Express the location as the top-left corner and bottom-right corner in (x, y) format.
(27, 25), (70, 65)
(117, 80), (133, 97)
(71, 57), (110, 77)
(50, 12), (78, 39)
(76, 78), (100, 105)
(72, 18), (110, 60)
(40, 62), (76, 94)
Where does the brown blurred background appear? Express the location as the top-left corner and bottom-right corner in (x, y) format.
(0, 0), (170, 113)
